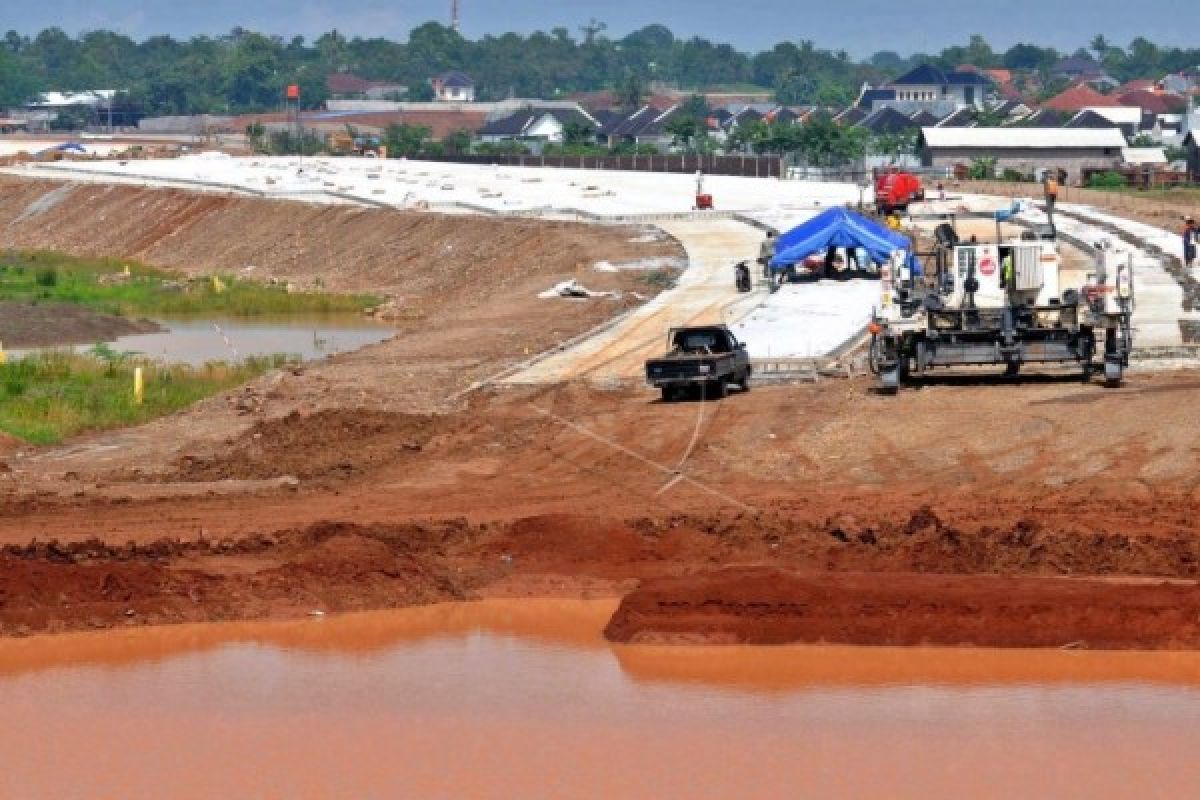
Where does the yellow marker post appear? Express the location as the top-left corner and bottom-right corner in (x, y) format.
(133, 367), (144, 405)
(211, 275), (226, 294)
(0, 340), (6, 365)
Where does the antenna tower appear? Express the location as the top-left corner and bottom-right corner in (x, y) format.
(451, 0), (461, 32)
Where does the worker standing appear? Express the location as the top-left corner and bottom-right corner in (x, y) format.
(758, 231), (777, 280)
(1043, 169), (1060, 225)
(1184, 218), (1197, 269)
(1001, 250), (1015, 291)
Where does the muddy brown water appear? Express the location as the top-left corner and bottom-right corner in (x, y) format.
(2, 598), (1199, 799)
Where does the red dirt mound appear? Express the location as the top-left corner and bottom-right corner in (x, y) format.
(172, 409), (442, 481)
(604, 567), (1200, 648)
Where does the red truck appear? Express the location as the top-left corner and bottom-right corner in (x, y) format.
(874, 171), (924, 214)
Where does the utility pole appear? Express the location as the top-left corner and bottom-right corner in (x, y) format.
(451, 0), (460, 33)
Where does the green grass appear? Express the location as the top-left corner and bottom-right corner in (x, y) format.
(0, 251), (379, 317)
(0, 349), (293, 445)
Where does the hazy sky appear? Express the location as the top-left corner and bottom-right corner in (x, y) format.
(5, 0), (1191, 58)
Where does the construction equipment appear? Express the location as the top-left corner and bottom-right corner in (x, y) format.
(868, 219), (1134, 392)
(874, 170), (924, 215)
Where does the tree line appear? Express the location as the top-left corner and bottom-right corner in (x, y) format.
(1, 24), (1197, 118)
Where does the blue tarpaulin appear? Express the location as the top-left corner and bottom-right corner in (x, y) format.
(769, 208), (919, 273)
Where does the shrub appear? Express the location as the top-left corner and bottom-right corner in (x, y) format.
(1088, 171), (1127, 189)
(35, 268), (58, 287)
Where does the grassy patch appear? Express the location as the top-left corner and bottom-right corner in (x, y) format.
(0, 348), (293, 445)
(0, 250), (379, 317)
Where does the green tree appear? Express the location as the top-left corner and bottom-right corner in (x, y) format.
(443, 128), (472, 155)
(385, 123), (432, 157)
(617, 71), (646, 109)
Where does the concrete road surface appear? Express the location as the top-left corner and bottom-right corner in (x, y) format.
(503, 218), (767, 384)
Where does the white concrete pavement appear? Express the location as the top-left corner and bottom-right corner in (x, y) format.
(502, 218), (769, 384)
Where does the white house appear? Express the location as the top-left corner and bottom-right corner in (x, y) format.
(432, 72), (475, 103)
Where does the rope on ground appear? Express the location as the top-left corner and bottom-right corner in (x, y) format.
(532, 405), (755, 513)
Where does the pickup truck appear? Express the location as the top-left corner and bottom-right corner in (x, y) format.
(644, 325), (752, 401)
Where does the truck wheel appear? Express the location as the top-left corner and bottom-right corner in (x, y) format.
(739, 369), (751, 392)
(661, 386), (675, 403)
(712, 379), (728, 399)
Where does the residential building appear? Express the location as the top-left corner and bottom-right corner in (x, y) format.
(326, 72), (407, 101)
(1184, 131), (1200, 179)
(888, 65), (991, 112)
(917, 127), (1128, 183)
(1052, 56), (1117, 88)
(597, 105), (682, 151)
(857, 107), (921, 134)
(1117, 89), (1186, 115)
(1065, 108), (1133, 139)
(1041, 83), (1124, 113)
(477, 105), (599, 152)
(431, 72), (476, 103)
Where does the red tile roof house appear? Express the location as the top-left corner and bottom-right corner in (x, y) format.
(1117, 89), (1187, 115)
(326, 72), (407, 101)
(1042, 83), (1125, 113)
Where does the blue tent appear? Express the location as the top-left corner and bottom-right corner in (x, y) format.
(769, 208), (919, 273)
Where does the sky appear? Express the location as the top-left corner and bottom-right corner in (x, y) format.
(5, 0), (1193, 58)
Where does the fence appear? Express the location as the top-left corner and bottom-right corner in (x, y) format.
(422, 152), (785, 178)
(785, 165), (953, 184)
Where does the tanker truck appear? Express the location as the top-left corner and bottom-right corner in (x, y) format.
(868, 222), (1134, 391)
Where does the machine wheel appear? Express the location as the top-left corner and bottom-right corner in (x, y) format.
(661, 386), (676, 403)
(1103, 361), (1123, 388)
(1004, 361), (1021, 378)
(877, 368), (901, 394)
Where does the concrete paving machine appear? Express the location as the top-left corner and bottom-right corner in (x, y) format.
(868, 222), (1134, 391)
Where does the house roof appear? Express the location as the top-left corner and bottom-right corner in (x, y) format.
(479, 110), (537, 136)
(909, 110), (941, 127)
(1117, 90), (1186, 115)
(600, 105), (680, 138)
(833, 107), (867, 125)
(1054, 55), (1104, 75)
(1022, 109), (1068, 127)
(1122, 147), (1167, 165)
(892, 65), (988, 87)
(1079, 105), (1143, 126)
(1117, 79), (1157, 94)
(480, 104), (597, 135)
(857, 88), (896, 109)
(936, 108), (978, 128)
(858, 107), (919, 134)
(1042, 83), (1124, 112)
(326, 73), (374, 94)
(1065, 109), (1122, 129)
(919, 126), (1127, 149)
(992, 99), (1031, 117)
(435, 71), (474, 88)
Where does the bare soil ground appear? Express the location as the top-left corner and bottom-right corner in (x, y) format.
(0, 302), (160, 348)
(3, 177), (1200, 647)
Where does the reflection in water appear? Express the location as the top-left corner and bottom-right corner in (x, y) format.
(13, 314), (393, 366)
(1, 599), (1199, 799)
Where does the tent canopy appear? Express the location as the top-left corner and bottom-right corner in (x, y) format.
(769, 208), (918, 272)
